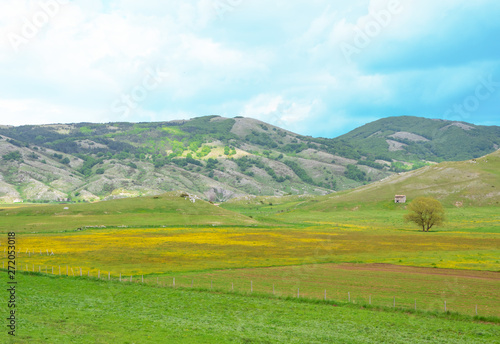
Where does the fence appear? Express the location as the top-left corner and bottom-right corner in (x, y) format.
(2, 260), (491, 318)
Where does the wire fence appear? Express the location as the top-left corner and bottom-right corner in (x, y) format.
(4, 260), (495, 319)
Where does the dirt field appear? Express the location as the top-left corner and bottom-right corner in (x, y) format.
(332, 263), (500, 281)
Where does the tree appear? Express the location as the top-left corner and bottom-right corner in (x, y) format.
(404, 197), (445, 232)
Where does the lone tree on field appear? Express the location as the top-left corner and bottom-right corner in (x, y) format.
(404, 197), (445, 232)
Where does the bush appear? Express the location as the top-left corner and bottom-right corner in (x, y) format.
(206, 158), (218, 170)
(345, 164), (367, 182)
(2, 151), (23, 162)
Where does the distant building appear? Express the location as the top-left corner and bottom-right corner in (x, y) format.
(394, 195), (406, 203)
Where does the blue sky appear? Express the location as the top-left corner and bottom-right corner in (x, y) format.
(0, 0), (499, 137)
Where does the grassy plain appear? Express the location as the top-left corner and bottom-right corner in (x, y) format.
(4, 202), (499, 320)
(1, 272), (499, 344)
(1, 180), (499, 342)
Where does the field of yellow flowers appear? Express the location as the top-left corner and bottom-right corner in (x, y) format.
(5, 224), (499, 277)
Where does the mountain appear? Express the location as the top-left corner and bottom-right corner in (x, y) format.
(335, 116), (500, 164)
(0, 116), (498, 203)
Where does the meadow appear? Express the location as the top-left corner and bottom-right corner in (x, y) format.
(1, 193), (499, 342)
(1, 271), (499, 343)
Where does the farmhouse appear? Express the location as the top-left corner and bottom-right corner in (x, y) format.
(394, 195), (406, 203)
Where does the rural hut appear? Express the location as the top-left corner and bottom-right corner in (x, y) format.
(394, 195), (406, 203)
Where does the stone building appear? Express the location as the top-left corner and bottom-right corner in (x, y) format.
(394, 195), (406, 203)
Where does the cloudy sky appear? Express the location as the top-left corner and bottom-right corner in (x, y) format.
(0, 0), (499, 137)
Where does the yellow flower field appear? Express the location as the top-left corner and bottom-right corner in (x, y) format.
(3, 225), (499, 277)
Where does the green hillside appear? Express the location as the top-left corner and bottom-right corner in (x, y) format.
(221, 149), (500, 232)
(316, 148), (500, 208)
(0, 191), (256, 233)
(335, 116), (500, 163)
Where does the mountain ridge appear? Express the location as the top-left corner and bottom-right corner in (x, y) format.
(0, 115), (498, 203)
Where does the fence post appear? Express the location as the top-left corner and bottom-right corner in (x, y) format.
(475, 305), (478, 316)
(66, 266), (68, 275)
(297, 288), (300, 298)
(251, 280), (253, 293)
(130, 275), (132, 282)
(98, 270), (100, 279)
(80, 268), (82, 277)
(142, 275), (144, 283)
(108, 272), (110, 280)
(348, 292), (350, 302)
(52, 266), (53, 274)
(273, 284), (275, 295)
(119, 273), (121, 282)
(444, 300), (447, 312)
(415, 299), (416, 310)
(369, 295), (371, 305)
(324, 289), (326, 301)
(393, 297), (395, 308)
(191, 279), (193, 287)
(173, 277), (175, 287)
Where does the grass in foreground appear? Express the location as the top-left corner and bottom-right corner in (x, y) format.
(167, 263), (500, 317)
(2, 272), (499, 344)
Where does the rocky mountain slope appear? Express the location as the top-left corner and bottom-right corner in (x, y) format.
(0, 116), (498, 203)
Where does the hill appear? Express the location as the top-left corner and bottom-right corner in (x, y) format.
(335, 116), (500, 164)
(0, 116), (498, 203)
(304, 148), (500, 209)
(0, 191), (257, 233)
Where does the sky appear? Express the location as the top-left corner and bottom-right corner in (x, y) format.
(0, 0), (499, 138)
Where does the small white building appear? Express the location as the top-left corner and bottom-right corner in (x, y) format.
(394, 195), (406, 203)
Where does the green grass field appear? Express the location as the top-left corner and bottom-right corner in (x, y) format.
(2, 272), (499, 344)
(167, 263), (499, 317)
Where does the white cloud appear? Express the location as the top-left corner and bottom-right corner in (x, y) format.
(0, 0), (499, 135)
(0, 98), (106, 125)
